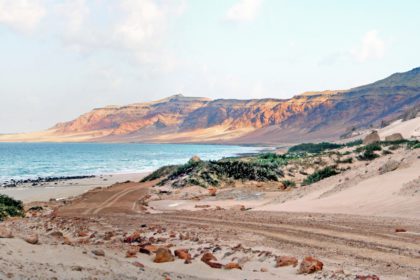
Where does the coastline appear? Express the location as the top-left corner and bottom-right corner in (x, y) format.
(0, 172), (148, 203)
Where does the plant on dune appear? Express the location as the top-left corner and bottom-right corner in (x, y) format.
(302, 166), (339, 186)
(281, 180), (296, 188)
(141, 165), (179, 182)
(0, 194), (24, 221)
(288, 142), (342, 154)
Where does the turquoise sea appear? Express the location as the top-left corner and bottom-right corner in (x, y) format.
(0, 143), (263, 183)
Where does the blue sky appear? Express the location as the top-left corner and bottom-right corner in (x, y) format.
(0, 0), (419, 133)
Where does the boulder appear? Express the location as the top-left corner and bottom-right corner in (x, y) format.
(0, 227), (13, 238)
(91, 249), (105, 256)
(385, 133), (404, 142)
(379, 160), (400, 175)
(363, 131), (380, 145)
(298, 256), (323, 274)
(174, 249), (191, 260)
(23, 234), (39, 245)
(154, 248), (174, 263)
(275, 256), (298, 267)
(201, 252), (217, 263)
(224, 262), (242, 270)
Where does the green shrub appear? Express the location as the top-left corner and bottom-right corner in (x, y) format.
(337, 157), (353, 164)
(289, 142), (342, 154)
(141, 165), (179, 182)
(302, 167), (339, 186)
(357, 150), (379, 161)
(0, 194), (24, 221)
(281, 180), (296, 188)
(344, 139), (363, 147)
(355, 143), (382, 153)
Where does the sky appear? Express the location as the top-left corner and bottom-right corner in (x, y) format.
(0, 0), (419, 133)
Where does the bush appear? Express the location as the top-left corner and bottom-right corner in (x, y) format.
(337, 157), (353, 164)
(281, 180), (296, 188)
(302, 167), (339, 186)
(357, 150), (379, 161)
(289, 142), (342, 154)
(355, 143), (382, 153)
(141, 165), (179, 182)
(344, 139), (363, 147)
(0, 194), (24, 221)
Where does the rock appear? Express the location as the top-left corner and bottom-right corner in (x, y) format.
(230, 205), (246, 211)
(206, 262), (223, 269)
(379, 160), (400, 174)
(132, 261), (145, 268)
(201, 252), (217, 263)
(124, 231), (142, 243)
(224, 262), (242, 270)
(154, 248), (174, 263)
(189, 155), (201, 163)
(140, 244), (159, 255)
(385, 133), (404, 142)
(126, 246), (138, 258)
(49, 231), (64, 239)
(0, 227), (13, 238)
(208, 188), (217, 196)
(395, 228), (407, 233)
(260, 267), (268, 272)
(91, 249), (105, 256)
(356, 275), (380, 280)
(71, 266), (83, 271)
(195, 205), (211, 209)
(174, 249), (191, 260)
(23, 234), (39, 245)
(298, 256), (323, 274)
(275, 256), (298, 267)
(363, 131), (380, 145)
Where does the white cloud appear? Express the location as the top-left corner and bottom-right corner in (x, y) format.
(0, 0), (46, 32)
(225, 0), (262, 22)
(351, 30), (385, 62)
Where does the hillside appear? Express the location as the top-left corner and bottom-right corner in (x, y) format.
(1, 67), (420, 144)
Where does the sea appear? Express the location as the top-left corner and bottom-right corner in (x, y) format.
(0, 143), (264, 183)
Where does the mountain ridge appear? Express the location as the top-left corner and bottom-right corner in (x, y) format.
(2, 67), (420, 144)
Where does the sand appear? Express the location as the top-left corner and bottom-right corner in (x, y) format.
(0, 173), (147, 203)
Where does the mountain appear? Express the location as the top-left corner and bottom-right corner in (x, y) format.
(2, 67), (420, 144)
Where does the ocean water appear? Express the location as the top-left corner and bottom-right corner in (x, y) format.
(0, 143), (263, 183)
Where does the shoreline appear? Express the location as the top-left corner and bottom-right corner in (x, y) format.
(0, 172), (148, 203)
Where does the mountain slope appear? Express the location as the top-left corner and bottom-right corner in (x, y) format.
(2, 67), (420, 144)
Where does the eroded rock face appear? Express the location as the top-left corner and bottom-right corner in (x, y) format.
(385, 133), (404, 142)
(153, 248), (174, 263)
(298, 256), (323, 274)
(275, 256), (298, 267)
(363, 131), (380, 145)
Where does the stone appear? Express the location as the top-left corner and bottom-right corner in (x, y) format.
(206, 262), (223, 269)
(195, 205), (211, 209)
(356, 275), (380, 280)
(395, 228), (407, 233)
(385, 133), (404, 142)
(0, 227), (13, 238)
(124, 231), (142, 243)
(298, 256), (323, 274)
(208, 188), (217, 196)
(224, 262), (242, 270)
(201, 252), (217, 263)
(275, 256), (298, 267)
(379, 160), (400, 174)
(140, 244), (159, 255)
(174, 249), (191, 260)
(363, 131), (380, 145)
(154, 248), (174, 263)
(91, 249), (105, 256)
(23, 234), (39, 245)
(132, 261), (145, 268)
(230, 205), (246, 211)
(126, 246), (138, 258)
(71, 266), (83, 271)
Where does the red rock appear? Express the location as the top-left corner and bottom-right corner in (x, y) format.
(298, 256), (323, 274)
(23, 234), (39, 245)
(224, 262), (242, 270)
(154, 248), (174, 263)
(77, 231), (89, 237)
(207, 262), (223, 269)
(132, 261), (145, 268)
(174, 249), (191, 260)
(356, 275), (380, 280)
(124, 231), (142, 243)
(395, 228), (407, 233)
(275, 256), (298, 267)
(208, 188), (217, 196)
(201, 252), (217, 263)
(91, 249), (105, 256)
(126, 246), (138, 258)
(0, 227), (13, 238)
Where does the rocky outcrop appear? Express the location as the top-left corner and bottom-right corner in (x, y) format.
(363, 131), (381, 145)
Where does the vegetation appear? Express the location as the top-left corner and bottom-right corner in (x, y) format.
(0, 194), (24, 221)
(141, 165), (179, 182)
(288, 140), (362, 154)
(302, 166), (339, 186)
(281, 180), (296, 188)
(337, 157), (353, 164)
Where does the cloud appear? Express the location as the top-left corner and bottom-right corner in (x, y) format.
(351, 30), (385, 62)
(225, 0), (262, 23)
(0, 0), (46, 32)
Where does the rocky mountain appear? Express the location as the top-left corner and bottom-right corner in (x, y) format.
(2, 67), (420, 144)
